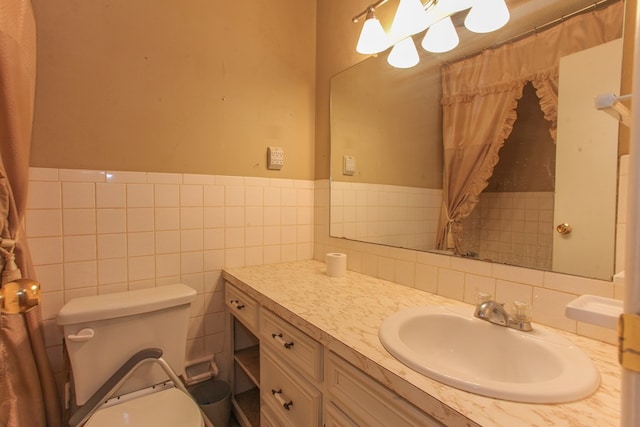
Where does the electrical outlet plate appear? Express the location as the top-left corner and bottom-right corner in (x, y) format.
(267, 146), (284, 170)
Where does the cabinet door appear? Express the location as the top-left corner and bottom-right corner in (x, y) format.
(326, 353), (444, 427)
(324, 403), (359, 427)
(261, 347), (322, 427)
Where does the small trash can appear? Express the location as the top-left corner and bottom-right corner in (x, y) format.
(188, 379), (231, 427)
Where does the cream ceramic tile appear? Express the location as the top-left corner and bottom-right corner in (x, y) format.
(34, 264), (63, 292)
(155, 230), (180, 254)
(181, 207), (204, 229)
(495, 279), (533, 306)
(64, 235), (96, 262)
(105, 170), (147, 183)
(296, 225), (312, 243)
(215, 175), (243, 187)
(183, 174), (215, 185)
(28, 181), (61, 209)
(127, 183), (154, 207)
(59, 169), (105, 182)
(128, 280), (155, 291)
(156, 253), (181, 278)
(264, 206), (280, 226)
(281, 207), (297, 225)
(244, 186), (264, 206)
(98, 258), (127, 285)
(543, 272), (613, 297)
(96, 183), (126, 208)
(263, 226), (280, 246)
(26, 209), (62, 237)
(97, 209), (126, 234)
(127, 232), (154, 257)
(263, 245), (281, 265)
(281, 225), (296, 245)
(224, 206), (244, 228)
(156, 276), (181, 287)
(63, 261), (97, 289)
(97, 233), (127, 260)
(281, 244), (297, 262)
(127, 208), (154, 232)
(155, 207), (180, 231)
(181, 252), (204, 274)
(181, 185), (203, 207)
(30, 237), (63, 265)
(63, 209), (96, 235)
(263, 187), (281, 207)
(62, 182), (95, 208)
(532, 287), (578, 332)
(204, 250), (224, 272)
(147, 172), (182, 184)
(127, 256), (155, 281)
(181, 229), (203, 252)
(437, 268), (464, 300)
(394, 259), (415, 287)
(281, 188), (297, 206)
(225, 248), (244, 268)
(98, 283), (129, 295)
(245, 206), (264, 227)
(29, 167), (58, 182)
(245, 227), (264, 247)
(492, 263), (543, 286)
(155, 184), (180, 207)
(245, 246), (264, 266)
(204, 228), (225, 250)
(225, 186), (244, 207)
(64, 287), (98, 302)
(203, 185), (224, 207)
(225, 227), (244, 249)
(204, 207), (224, 229)
(40, 291), (64, 320)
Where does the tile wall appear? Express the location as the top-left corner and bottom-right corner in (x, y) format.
(460, 191), (554, 270)
(27, 168), (315, 382)
(330, 181), (441, 251)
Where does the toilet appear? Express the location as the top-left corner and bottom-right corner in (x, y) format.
(57, 284), (206, 427)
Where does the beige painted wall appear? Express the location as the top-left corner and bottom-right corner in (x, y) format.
(30, 0), (316, 180)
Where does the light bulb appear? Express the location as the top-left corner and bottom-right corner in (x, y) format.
(421, 16), (459, 53)
(389, 0), (431, 41)
(465, 0), (510, 33)
(387, 37), (420, 68)
(356, 10), (391, 54)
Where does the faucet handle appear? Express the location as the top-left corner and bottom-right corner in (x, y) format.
(512, 301), (532, 322)
(475, 292), (493, 306)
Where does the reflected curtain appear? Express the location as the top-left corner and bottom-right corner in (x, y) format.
(0, 1), (62, 427)
(436, 1), (624, 251)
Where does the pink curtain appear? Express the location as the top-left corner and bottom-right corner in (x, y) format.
(0, 1), (62, 426)
(436, 1), (624, 251)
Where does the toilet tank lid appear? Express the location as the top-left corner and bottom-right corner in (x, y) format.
(57, 284), (196, 326)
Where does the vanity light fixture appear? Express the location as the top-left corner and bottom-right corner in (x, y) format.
(465, 0), (511, 33)
(353, 0), (511, 68)
(421, 16), (459, 53)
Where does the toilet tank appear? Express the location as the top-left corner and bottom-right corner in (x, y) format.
(57, 284), (196, 406)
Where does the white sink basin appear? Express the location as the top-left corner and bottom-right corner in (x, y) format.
(379, 305), (600, 403)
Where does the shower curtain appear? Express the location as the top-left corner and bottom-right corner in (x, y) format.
(436, 1), (624, 252)
(0, 1), (62, 426)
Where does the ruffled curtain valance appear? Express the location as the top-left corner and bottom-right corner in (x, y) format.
(436, 1), (624, 251)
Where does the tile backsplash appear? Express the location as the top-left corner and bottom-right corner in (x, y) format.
(27, 168), (314, 379)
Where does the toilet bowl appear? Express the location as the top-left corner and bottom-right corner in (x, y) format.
(57, 285), (206, 427)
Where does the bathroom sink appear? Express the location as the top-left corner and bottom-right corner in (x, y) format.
(379, 305), (600, 403)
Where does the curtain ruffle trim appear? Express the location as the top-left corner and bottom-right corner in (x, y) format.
(532, 76), (559, 143)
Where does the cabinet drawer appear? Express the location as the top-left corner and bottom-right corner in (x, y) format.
(261, 347), (322, 427)
(225, 283), (259, 331)
(260, 308), (323, 382)
(326, 353), (443, 427)
(324, 403), (358, 427)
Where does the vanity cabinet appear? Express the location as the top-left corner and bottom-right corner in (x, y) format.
(226, 280), (443, 427)
(226, 284), (261, 426)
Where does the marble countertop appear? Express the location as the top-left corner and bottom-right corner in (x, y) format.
(223, 260), (620, 427)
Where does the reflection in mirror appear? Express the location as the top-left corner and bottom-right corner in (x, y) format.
(330, 0), (624, 280)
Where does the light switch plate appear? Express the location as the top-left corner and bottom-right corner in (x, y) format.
(343, 155), (356, 176)
(267, 146), (284, 170)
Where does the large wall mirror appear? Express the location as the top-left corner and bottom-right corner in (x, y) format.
(330, 0), (625, 281)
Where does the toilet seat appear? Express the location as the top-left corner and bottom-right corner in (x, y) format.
(84, 387), (204, 427)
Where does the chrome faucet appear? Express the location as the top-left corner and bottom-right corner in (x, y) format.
(474, 300), (533, 332)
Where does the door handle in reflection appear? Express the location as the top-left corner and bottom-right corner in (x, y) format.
(556, 223), (572, 234)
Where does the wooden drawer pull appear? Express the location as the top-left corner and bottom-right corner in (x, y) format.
(271, 333), (294, 349)
(271, 388), (293, 410)
(230, 299), (245, 310)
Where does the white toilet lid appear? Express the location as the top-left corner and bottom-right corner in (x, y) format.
(85, 387), (204, 427)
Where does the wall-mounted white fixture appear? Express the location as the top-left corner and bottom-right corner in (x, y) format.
(352, 0), (510, 68)
(595, 92), (632, 127)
